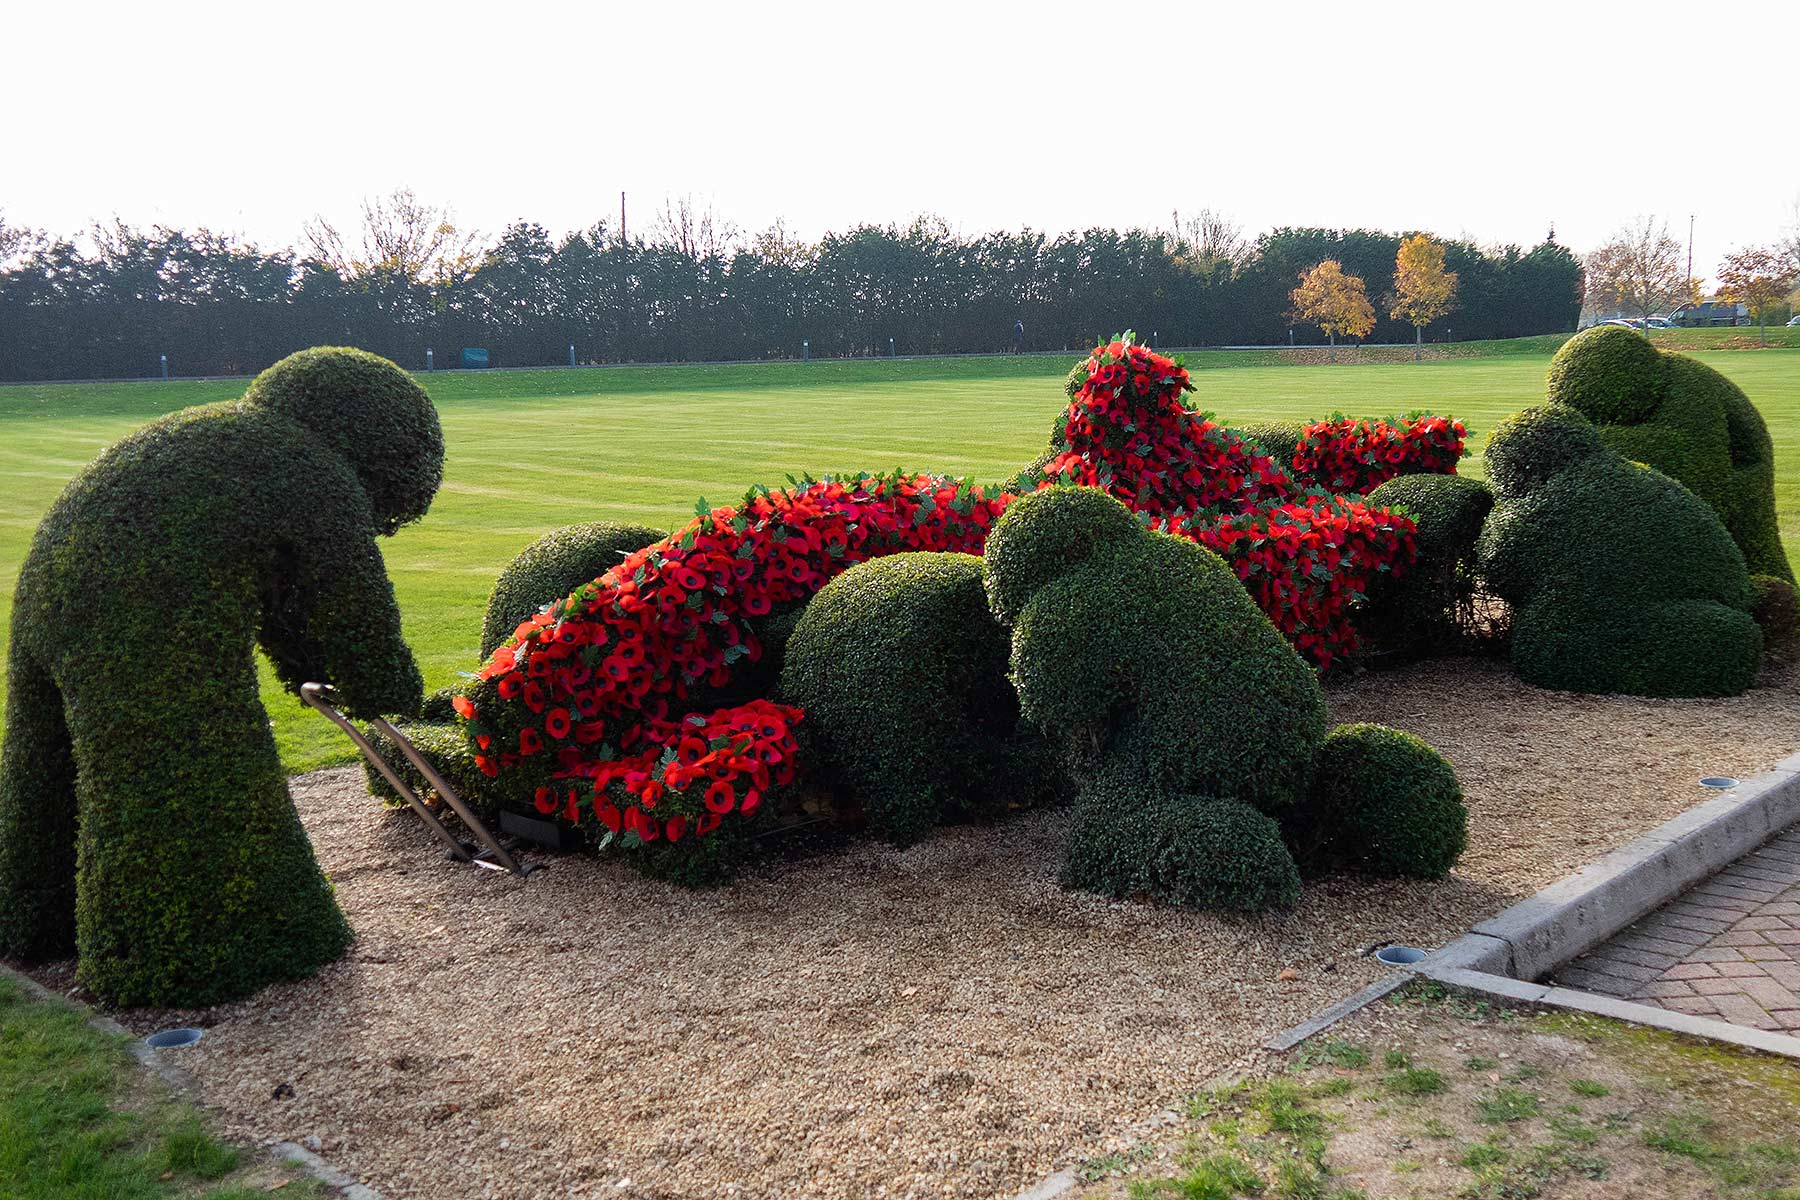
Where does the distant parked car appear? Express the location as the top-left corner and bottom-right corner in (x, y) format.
(1788, 314), (1800, 327)
(1644, 316), (1677, 329)
(1600, 318), (1643, 329)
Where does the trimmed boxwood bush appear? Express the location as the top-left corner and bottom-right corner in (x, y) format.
(1235, 420), (1307, 463)
(1544, 325), (1662, 423)
(993, 491), (1327, 811)
(982, 487), (1342, 911)
(1482, 403), (1608, 501)
(1476, 405), (1761, 697)
(1361, 473), (1494, 654)
(1545, 327), (1789, 581)
(1063, 771), (1300, 912)
(479, 522), (664, 657)
(243, 345), (444, 536)
(780, 552), (1056, 845)
(1751, 574), (1799, 655)
(1287, 724), (1467, 879)
(0, 347), (438, 1006)
(363, 719), (494, 820)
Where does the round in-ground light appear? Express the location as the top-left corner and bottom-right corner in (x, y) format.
(1699, 776), (1739, 789)
(144, 1027), (204, 1049)
(1373, 944), (1426, 967)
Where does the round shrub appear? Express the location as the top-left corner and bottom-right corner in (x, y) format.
(1751, 574), (1799, 652)
(1235, 420), (1306, 463)
(1063, 775), (1300, 912)
(1545, 325), (1663, 424)
(1481, 404), (1608, 500)
(1289, 724), (1467, 879)
(480, 522), (665, 657)
(780, 552), (1052, 845)
(1, 354), (438, 1005)
(982, 486), (1144, 626)
(245, 347), (444, 535)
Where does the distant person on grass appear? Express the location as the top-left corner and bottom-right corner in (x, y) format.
(1014, 319), (1025, 355)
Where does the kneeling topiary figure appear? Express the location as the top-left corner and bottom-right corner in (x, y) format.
(1476, 403), (1761, 697)
(779, 552), (1058, 845)
(0, 346), (441, 1006)
(1546, 326), (1789, 581)
(982, 487), (1465, 911)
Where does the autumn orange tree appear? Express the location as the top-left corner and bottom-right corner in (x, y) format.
(1716, 245), (1798, 346)
(1291, 259), (1375, 362)
(1389, 234), (1459, 360)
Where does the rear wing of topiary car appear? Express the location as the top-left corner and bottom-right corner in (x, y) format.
(299, 682), (538, 878)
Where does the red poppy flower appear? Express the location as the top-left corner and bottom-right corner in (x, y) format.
(704, 779), (736, 813)
(519, 728), (543, 755)
(452, 694), (476, 720)
(666, 815), (688, 842)
(595, 802), (622, 834)
(545, 708), (572, 740)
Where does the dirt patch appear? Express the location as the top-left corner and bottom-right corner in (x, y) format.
(1074, 981), (1800, 1199)
(17, 657), (1800, 1200)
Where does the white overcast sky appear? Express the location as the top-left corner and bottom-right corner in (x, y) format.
(5, 1), (1796, 282)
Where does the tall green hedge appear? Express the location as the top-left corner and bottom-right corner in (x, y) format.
(1477, 404), (1761, 697)
(0, 348), (439, 1006)
(479, 522), (664, 657)
(1545, 326), (1789, 581)
(779, 552), (1058, 845)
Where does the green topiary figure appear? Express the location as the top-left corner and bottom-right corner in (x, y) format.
(982, 488), (1329, 909)
(1476, 403), (1761, 697)
(779, 552), (1059, 846)
(1360, 473), (1494, 654)
(1286, 724), (1467, 879)
(479, 522), (665, 658)
(0, 346), (442, 1006)
(1546, 326), (1789, 581)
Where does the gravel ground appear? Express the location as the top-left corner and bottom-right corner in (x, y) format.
(27, 657), (1800, 1200)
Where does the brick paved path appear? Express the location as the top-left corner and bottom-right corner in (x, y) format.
(1549, 826), (1800, 1033)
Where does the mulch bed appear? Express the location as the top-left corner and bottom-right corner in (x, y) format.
(17, 657), (1800, 1200)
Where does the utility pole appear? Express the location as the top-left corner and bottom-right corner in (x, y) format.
(1686, 214), (1695, 287)
(620, 192), (627, 245)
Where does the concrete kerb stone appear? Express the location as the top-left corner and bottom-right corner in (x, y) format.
(1466, 752), (1800, 982)
(1407, 960), (1800, 1060)
(1263, 971), (1413, 1051)
(0, 960), (382, 1200)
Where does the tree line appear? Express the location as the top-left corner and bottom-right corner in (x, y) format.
(0, 193), (1585, 382)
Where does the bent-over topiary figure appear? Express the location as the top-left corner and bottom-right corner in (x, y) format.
(0, 346), (443, 1006)
(1546, 325), (1789, 581)
(982, 487), (1466, 911)
(1476, 403), (1761, 697)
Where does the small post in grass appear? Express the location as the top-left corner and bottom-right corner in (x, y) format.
(159, 353), (168, 381)
(889, 336), (895, 357)
(569, 343), (576, 367)
(426, 347), (434, 371)
(802, 338), (809, 362)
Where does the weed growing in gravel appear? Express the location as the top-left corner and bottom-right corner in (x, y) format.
(1382, 1049), (1410, 1069)
(1386, 1066), (1448, 1097)
(1079, 1144), (1153, 1181)
(1463, 1056), (1497, 1072)
(1422, 1118), (1456, 1139)
(1568, 1078), (1610, 1098)
(1476, 1088), (1544, 1124)
(1291, 1039), (1370, 1072)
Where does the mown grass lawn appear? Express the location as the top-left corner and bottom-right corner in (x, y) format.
(3, 346), (1797, 770)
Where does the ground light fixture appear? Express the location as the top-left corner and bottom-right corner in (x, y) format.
(144, 1027), (204, 1049)
(1699, 776), (1740, 789)
(1373, 944), (1427, 967)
